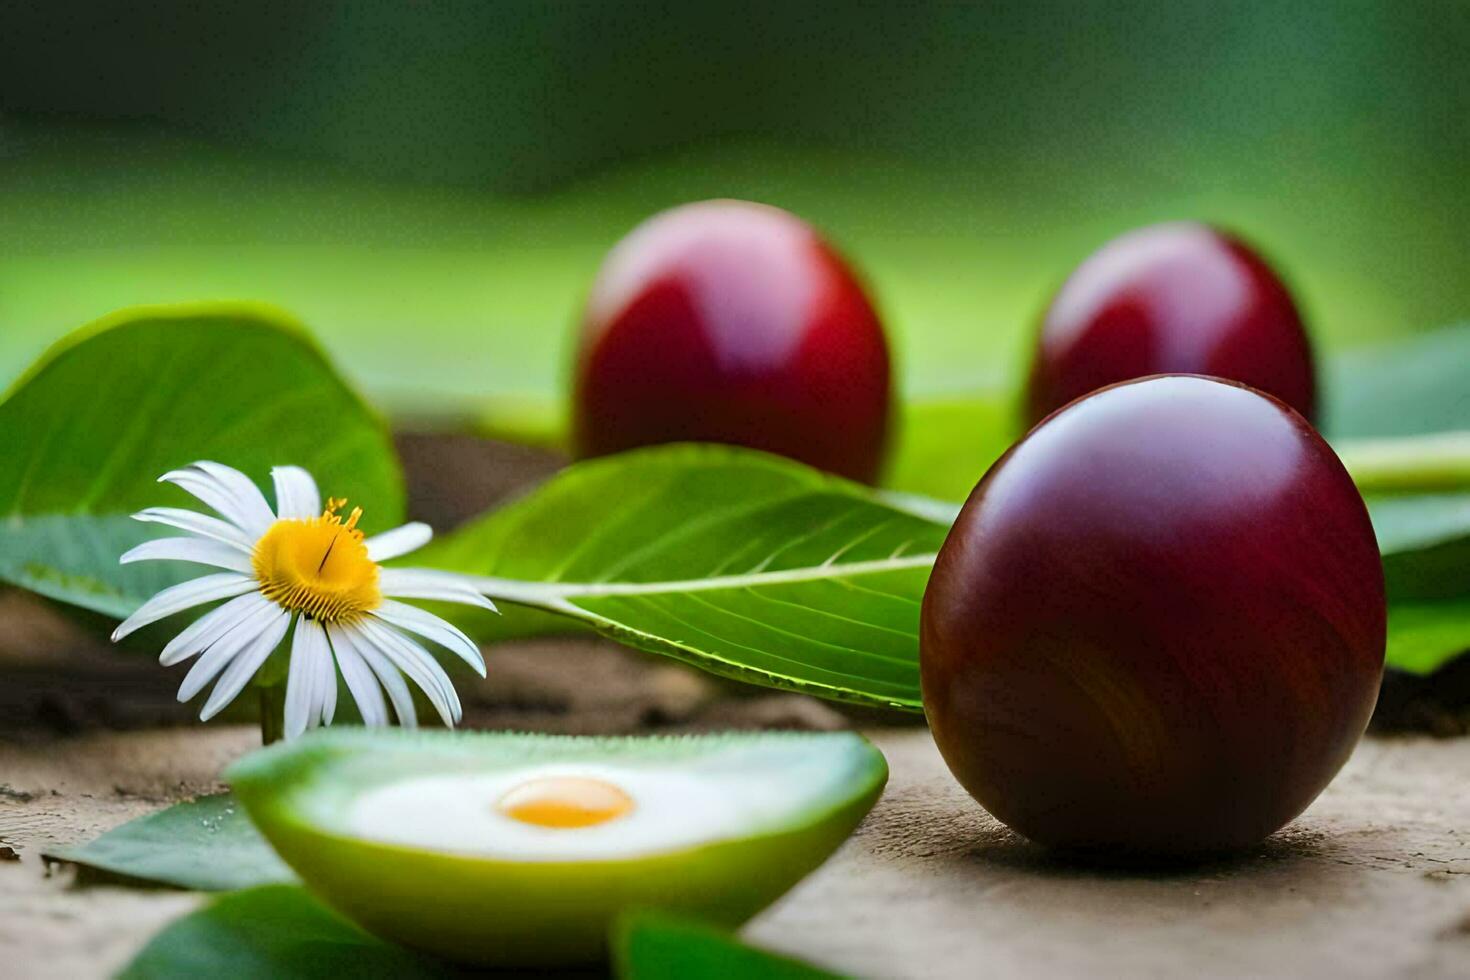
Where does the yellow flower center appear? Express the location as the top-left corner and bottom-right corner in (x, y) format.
(497, 776), (636, 829)
(251, 498), (381, 624)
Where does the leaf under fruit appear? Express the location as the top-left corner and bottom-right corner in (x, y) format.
(423, 445), (948, 711)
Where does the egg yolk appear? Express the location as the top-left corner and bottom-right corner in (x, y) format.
(497, 776), (635, 829)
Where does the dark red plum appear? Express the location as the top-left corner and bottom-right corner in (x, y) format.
(1026, 223), (1316, 426)
(572, 200), (892, 483)
(921, 375), (1385, 856)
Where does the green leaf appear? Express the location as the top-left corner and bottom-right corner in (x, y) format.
(1382, 600), (1470, 676)
(1335, 433), (1470, 498)
(424, 445), (948, 711)
(118, 885), (471, 980)
(42, 794), (294, 891)
(1324, 322), (1470, 440)
(1321, 324), (1470, 675)
(1371, 494), (1470, 677)
(1371, 494), (1470, 594)
(615, 912), (846, 980)
(120, 891), (835, 980)
(0, 302), (403, 620)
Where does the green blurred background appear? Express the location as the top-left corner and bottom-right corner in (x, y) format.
(1, 1), (1465, 430)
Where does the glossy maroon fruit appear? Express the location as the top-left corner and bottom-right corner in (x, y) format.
(572, 200), (892, 483)
(1026, 223), (1317, 426)
(921, 375), (1385, 856)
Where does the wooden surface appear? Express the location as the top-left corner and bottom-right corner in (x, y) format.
(2, 723), (1468, 979)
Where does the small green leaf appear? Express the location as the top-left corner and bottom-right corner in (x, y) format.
(43, 794), (294, 891)
(0, 302), (404, 620)
(424, 445), (949, 711)
(117, 885), (471, 980)
(615, 912), (846, 980)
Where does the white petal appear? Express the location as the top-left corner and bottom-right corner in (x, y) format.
(199, 610), (292, 721)
(121, 537), (253, 574)
(160, 463), (275, 536)
(318, 635), (338, 726)
(329, 626), (389, 727)
(175, 601), (281, 701)
(369, 621), (463, 725)
(158, 592), (269, 666)
(133, 508), (255, 552)
(272, 466), (322, 520)
(355, 619), (460, 726)
(338, 623), (416, 728)
(192, 462), (278, 528)
(282, 619), (311, 738)
(378, 569), (498, 611)
(369, 600), (485, 676)
(158, 470), (249, 531)
(284, 618), (327, 739)
(112, 573), (257, 641)
(364, 522), (433, 562)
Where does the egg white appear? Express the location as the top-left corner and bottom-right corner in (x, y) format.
(346, 762), (805, 861)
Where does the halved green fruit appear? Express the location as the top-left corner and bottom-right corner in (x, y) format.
(226, 729), (887, 967)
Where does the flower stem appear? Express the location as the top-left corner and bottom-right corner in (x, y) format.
(1336, 431), (1470, 495)
(258, 684), (287, 746)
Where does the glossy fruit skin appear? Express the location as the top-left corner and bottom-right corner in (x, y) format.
(921, 375), (1385, 856)
(572, 200), (892, 483)
(1026, 223), (1317, 427)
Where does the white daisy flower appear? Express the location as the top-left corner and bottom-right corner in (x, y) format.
(111, 461), (496, 739)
